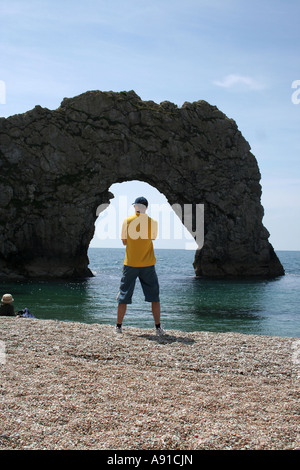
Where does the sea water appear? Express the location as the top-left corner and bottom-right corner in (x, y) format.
(0, 249), (299, 338)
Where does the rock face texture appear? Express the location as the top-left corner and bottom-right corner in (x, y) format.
(0, 90), (284, 279)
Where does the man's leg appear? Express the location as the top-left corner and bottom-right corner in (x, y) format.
(152, 301), (164, 335)
(151, 301), (160, 325)
(139, 266), (163, 333)
(116, 266), (137, 332)
(117, 302), (127, 325)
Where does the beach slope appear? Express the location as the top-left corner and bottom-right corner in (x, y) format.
(0, 318), (299, 450)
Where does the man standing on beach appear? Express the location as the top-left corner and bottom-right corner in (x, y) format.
(115, 197), (164, 336)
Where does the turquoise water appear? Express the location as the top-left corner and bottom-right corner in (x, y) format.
(0, 249), (299, 338)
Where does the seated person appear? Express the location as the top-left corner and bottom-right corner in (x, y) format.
(0, 293), (16, 316)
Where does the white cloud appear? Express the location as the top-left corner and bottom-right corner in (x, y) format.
(213, 74), (265, 90)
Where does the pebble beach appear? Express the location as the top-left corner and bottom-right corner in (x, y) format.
(0, 317), (299, 450)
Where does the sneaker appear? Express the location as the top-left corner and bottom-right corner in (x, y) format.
(114, 325), (123, 334)
(155, 326), (165, 336)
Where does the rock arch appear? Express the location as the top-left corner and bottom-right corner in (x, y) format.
(0, 90), (284, 279)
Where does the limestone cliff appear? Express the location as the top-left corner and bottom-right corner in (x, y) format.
(0, 90), (284, 279)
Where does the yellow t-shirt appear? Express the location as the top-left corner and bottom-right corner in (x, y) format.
(121, 213), (158, 267)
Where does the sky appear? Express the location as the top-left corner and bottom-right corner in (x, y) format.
(0, 0), (299, 250)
